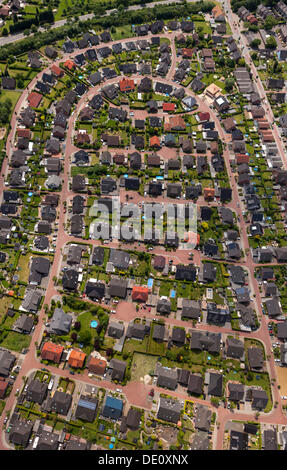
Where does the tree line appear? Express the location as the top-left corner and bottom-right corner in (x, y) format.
(0, 1), (215, 61)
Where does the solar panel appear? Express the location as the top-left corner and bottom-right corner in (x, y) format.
(78, 399), (97, 410)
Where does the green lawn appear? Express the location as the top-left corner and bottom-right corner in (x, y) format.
(130, 352), (158, 381)
(0, 331), (31, 352)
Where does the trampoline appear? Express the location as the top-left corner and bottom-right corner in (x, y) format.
(90, 320), (98, 328)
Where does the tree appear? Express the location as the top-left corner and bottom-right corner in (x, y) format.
(264, 15), (277, 31)
(266, 36), (277, 49)
(225, 78), (235, 92)
(106, 348), (113, 358)
(79, 330), (92, 345)
(251, 38), (261, 49)
(2, 28), (8, 37)
(74, 321), (81, 331)
(70, 332), (77, 342)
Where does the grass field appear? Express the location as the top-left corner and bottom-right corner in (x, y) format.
(130, 352), (158, 382)
(0, 331), (31, 352)
(275, 366), (287, 396)
(17, 254), (32, 283)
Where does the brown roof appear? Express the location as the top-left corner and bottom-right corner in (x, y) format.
(88, 357), (107, 375)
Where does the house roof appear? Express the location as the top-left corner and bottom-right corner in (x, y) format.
(68, 349), (86, 368)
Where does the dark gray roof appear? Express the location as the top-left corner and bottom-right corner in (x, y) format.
(49, 308), (72, 336)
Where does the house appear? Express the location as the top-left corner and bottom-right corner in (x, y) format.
(108, 321), (125, 339)
(248, 347), (264, 370)
(102, 396), (123, 420)
(150, 135), (160, 148)
(45, 46), (57, 59)
(48, 308), (72, 336)
(157, 298), (171, 315)
(75, 395), (98, 422)
(212, 4), (225, 21)
(153, 255), (165, 271)
(157, 367), (178, 390)
(87, 357), (107, 375)
(109, 278), (127, 298)
(131, 286), (149, 303)
(109, 249), (130, 270)
(26, 379), (48, 404)
(230, 430), (248, 450)
(251, 389), (268, 410)
(194, 405), (212, 432)
(188, 374), (203, 395)
(68, 349), (86, 369)
(228, 383), (244, 402)
(264, 429), (278, 450)
(265, 298), (282, 317)
(37, 220), (52, 234)
(35, 430), (59, 450)
(214, 95), (229, 112)
(85, 281), (105, 300)
(167, 183), (182, 198)
(181, 299), (201, 320)
(203, 263), (217, 282)
(109, 358), (126, 382)
(21, 289), (42, 313)
(277, 321), (287, 340)
(91, 246), (105, 266)
(126, 408), (141, 430)
(0, 350), (15, 376)
(9, 419), (33, 448)
(49, 390), (72, 415)
(175, 265), (197, 282)
(126, 323), (147, 340)
(191, 331), (221, 354)
(14, 314), (33, 334)
(226, 337), (244, 360)
(119, 78), (135, 93)
(268, 78), (284, 89)
(153, 323), (165, 341)
(29, 257), (50, 285)
(72, 175), (86, 192)
(41, 341), (63, 363)
(157, 397), (181, 423)
(208, 372), (223, 396)
(171, 327), (186, 346)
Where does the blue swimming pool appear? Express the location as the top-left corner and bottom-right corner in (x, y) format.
(148, 278), (153, 289)
(90, 320), (98, 328)
(170, 290), (176, 298)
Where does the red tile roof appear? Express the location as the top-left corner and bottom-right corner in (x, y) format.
(150, 136), (160, 147)
(119, 78), (135, 92)
(132, 286), (149, 302)
(17, 128), (31, 138)
(68, 349), (86, 368)
(88, 357), (107, 375)
(41, 341), (63, 363)
(204, 187), (215, 199)
(182, 48), (195, 58)
(163, 102), (175, 112)
(198, 112), (210, 121)
(51, 64), (64, 77)
(64, 59), (76, 70)
(28, 92), (42, 108)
